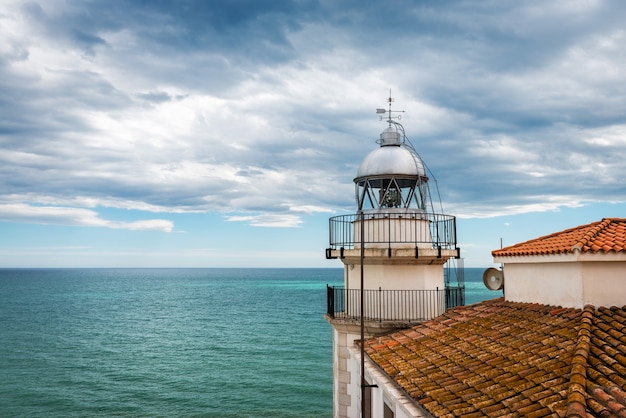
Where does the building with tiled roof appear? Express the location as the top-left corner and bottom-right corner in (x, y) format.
(354, 219), (626, 417)
(492, 218), (626, 309)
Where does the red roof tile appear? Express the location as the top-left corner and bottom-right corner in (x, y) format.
(363, 299), (626, 417)
(492, 218), (626, 257)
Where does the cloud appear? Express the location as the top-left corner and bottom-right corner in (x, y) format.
(225, 214), (303, 228)
(0, 203), (173, 232)
(287, 205), (335, 214)
(1, 0), (625, 233)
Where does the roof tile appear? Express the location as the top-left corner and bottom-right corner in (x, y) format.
(363, 299), (626, 417)
(492, 218), (626, 257)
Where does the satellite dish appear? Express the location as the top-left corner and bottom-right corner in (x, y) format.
(483, 267), (504, 291)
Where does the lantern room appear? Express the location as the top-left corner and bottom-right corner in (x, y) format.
(355, 124), (429, 214)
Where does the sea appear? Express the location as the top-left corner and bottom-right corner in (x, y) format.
(0, 268), (499, 417)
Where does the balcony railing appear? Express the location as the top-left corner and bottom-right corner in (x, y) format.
(327, 212), (457, 250)
(326, 286), (465, 323)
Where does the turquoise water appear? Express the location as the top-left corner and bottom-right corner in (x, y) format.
(0, 268), (497, 417)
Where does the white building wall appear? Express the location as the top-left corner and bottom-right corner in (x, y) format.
(343, 264), (447, 321)
(346, 345), (429, 418)
(346, 264), (445, 291)
(582, 262), (626, 307)
(332, 327), (362, 418)
(495, 253), (626, 309)
(346, 345), (360, 418)
(354, 218), (433, 250)
(503, 261), (584, 308)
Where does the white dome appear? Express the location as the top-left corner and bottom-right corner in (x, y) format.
(355, 145), (426, 180)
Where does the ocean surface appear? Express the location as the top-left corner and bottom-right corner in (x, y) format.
(0, 268), (499, 417)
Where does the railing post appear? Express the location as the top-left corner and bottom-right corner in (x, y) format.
(453, 216), (457, 248)
(387, 214), (391, 254)
(327, 285), (335, 319)
(378, 287), (382, 323)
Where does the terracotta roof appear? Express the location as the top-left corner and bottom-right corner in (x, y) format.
(363, 298), (626, 417)
(492, 218), (626, 257)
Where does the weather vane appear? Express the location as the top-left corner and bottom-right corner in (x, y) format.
(376, 90), (404, 124)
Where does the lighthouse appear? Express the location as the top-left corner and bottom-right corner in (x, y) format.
(325, 97), (462, 418)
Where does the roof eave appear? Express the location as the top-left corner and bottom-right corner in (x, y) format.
(493, 252), (578, 264)
(494, 251), (626, 264)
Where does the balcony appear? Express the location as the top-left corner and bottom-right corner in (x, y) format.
(326, 285), (465, 323)
(327, 212), (457, 250)
(326, 212), (458, 261)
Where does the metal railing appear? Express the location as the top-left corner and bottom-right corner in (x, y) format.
(327, 212), (457, 250)
(326, 286), (464, 323)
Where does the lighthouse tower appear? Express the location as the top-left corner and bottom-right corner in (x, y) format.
(325, 97), (462, 418)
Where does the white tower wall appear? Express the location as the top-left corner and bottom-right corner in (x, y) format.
(354, 217), (433, 249)
(345, 263), (445, 291)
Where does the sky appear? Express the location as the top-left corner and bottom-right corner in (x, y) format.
(1, 0), (625, 268)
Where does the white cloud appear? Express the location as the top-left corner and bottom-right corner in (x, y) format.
(451, 197), (587, 220)
(225, 214), (303, 228)
(287, 205), (335, 214)
(0, 204), (173, 232)
(1, 0), (625, 228)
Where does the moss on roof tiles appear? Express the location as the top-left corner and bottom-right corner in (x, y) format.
(363, 299), (626, 417)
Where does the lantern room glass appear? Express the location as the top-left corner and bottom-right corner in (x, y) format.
(355, 176), (429, 212)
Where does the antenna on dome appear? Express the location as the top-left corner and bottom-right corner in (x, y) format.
(376, 89), (404, 124)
